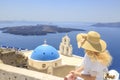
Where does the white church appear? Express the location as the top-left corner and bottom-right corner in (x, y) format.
(27, 34), (82, 77)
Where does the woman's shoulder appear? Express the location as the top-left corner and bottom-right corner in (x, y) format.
(91, 60), (108, 71)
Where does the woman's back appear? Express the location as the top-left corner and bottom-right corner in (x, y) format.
(82, 54), (108, 80)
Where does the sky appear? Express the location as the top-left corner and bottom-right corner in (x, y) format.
(0, 0), (120, 22)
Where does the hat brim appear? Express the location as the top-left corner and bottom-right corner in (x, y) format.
(76, 33), (87, 48)
(81, 39), (106, 52)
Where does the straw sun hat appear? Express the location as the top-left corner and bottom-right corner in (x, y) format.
(76, 31), (107, 52)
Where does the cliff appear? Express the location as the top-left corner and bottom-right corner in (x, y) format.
(0, 48), (27, 68)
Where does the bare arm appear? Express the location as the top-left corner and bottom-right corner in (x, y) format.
(75, 65), (84, 72)
(71, 71), (96, 80)
(77, 72), (96, 80)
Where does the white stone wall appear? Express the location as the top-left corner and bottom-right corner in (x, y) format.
(0, 64), (63, 80)
(28, 58), (62, 70)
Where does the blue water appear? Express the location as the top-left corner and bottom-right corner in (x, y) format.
(0, 22), (120, 73)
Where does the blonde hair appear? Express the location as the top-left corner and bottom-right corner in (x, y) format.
(85, 50), (112, 66)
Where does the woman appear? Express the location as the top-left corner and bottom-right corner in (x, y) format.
(69, 31), (112, 80)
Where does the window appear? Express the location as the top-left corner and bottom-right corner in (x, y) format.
(64, 39), (66, 42)
(55, 63), (57, 67)
(42, 64), (46, 68)
(25, 78), (27, 80)
(9, 77), (11, 80)
(11, 62), (14, 64)
(67, 47), (69, 52)
(3, 73), (5, 75)
(14, 76), (17, 79)
(62, 46), (64, 51)
(51, 52), (54, 55)
(43, 52), (45, 55)
(64, 38), (66, 44)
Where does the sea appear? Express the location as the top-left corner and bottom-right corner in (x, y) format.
(0, 21), (120, 73)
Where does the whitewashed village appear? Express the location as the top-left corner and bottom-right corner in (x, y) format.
(0, 34), (83, 80)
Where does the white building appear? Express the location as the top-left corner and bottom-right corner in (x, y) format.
(28, 41), (62, 75)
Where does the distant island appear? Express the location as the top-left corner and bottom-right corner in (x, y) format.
(92, 22), (120, 27)
(0, 24), (85, 35)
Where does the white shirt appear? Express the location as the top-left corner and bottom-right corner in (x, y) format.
(79, 54), (108, 80)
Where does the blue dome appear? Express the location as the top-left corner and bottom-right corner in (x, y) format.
(31, 44), (60, 61)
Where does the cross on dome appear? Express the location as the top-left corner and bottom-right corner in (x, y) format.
(66, 33), (68, 36)
(44, 39), (47, 44)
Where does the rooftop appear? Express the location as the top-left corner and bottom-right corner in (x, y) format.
(30, 44), (60, 61)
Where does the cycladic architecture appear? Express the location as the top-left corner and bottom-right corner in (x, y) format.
(59, 34), (73, 56)
(0, 34), (83, 79)
(28, 40), (62, 75)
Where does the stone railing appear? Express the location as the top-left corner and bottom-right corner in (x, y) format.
(0, 64), (63, 80)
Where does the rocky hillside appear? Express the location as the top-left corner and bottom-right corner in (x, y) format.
(0, 24), (85, 35)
